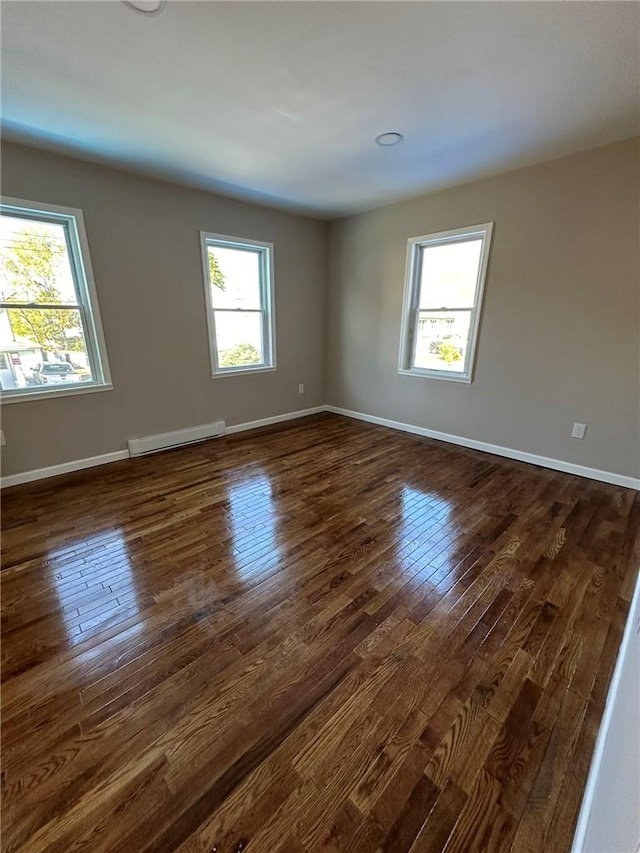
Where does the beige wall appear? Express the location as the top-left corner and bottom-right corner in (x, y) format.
(2, 139), (639, 481)
(326, 138), (640, 478)
(0, 143), (327, 477)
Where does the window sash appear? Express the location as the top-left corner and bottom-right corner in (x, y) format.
(410, 308), (474, 375)
(2, 303), (96, 369)
(399, 223), (493, 382)
(201, 232), (275, 375)
(0, 198), (111, 399)
(1, 302), (80, 310)
(211, 308), (268, 369)
(3, 210), (83, 306)
(212, 308), (265, 313)
(412, 305), (475, 314)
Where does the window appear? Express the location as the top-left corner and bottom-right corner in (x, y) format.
(399, 222), (493, 383)
(200, 232), (276, 376)
(0, 197), (111, 401)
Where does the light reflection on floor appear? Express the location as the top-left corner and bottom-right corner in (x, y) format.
(397, 485), (452, 573)
(49, 529), (141, 648)
(228, 470), (280, 580)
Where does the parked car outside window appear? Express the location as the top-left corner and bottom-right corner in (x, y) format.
(32, 362), (81, 385)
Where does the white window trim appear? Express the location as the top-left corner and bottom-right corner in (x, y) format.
(0, 196), (112, 404)
(1, 382), (113, 405)
(200, 231), (277, 377)
(398, 222), (494, 383)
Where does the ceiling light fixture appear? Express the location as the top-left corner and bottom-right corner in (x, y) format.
(375, 132), (404, 147)
(123, 0), (165, 15)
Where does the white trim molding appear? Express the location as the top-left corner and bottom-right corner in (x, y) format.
(200, 231), (277, 378)
(398, 221), (493, 383)
(325, 406), (640, 490)
(0, 195), (113, 400)
(0, 406), (326, 488)
(2, 405), (637, 491)
(572, 570), (640, 853)
(0, 450), (130, 489)
(225, 406), (325, 435)
(1, 382), (114, 405)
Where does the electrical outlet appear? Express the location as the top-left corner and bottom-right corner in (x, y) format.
(298, 383), (304, 394)
(0, 430), (5, 447)
(571, 422), (587, 440)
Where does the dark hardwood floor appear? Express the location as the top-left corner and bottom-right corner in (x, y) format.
(1, 413), (638, 853)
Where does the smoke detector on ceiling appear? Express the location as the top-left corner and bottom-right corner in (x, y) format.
(375, 132), (404, 147)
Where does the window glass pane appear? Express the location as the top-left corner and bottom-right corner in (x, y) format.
(214, 310), (264, 368)
(413, 310), (471, 373)
(0, 215), (79, 305)
(1, 307), (94, 389)
(208, 245), (262, 310)
(418, 239), (482, 309)
(0, 308), (96, 390)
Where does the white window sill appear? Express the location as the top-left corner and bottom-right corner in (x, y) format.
(0, 382), (114, 404)
(212, 366), (277, 378)
(398, 367), (472, 384)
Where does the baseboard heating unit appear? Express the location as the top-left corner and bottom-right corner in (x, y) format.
(127, 421), (226, 457)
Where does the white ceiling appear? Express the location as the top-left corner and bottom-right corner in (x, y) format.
(1, 1), (639, 218)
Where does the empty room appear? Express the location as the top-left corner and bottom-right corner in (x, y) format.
(1, 2), (639, 852)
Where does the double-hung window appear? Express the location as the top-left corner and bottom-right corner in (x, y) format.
(0, 197), (111, 401)
(399, 222), (493, 382)
(200, 232), (276, 376)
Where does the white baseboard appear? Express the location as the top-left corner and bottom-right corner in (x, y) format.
(225, 405), (326, 435)
(0, 406), (326, 488)
(325, 405), (640, 490)
(3, 404), (637, 490)
(0, 450), (130, 489)
(571, 570), (640, 853)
